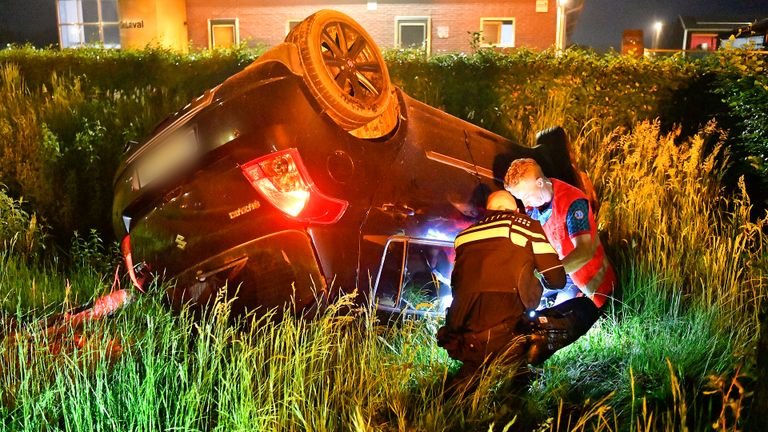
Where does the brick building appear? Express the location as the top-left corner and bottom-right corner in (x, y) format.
(56, 0), (584, 53)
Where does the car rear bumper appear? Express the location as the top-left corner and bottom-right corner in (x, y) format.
(167, 229), (327, 319)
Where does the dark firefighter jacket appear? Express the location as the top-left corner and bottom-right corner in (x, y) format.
(445, 210), (566, 334)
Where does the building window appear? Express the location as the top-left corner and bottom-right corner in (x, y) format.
(480, 18), (515, 47)
(209, 18), (239, 49)
(56, 0), (120, 48)
(395, 17), (431, 53)
(285, 20), (302, 36)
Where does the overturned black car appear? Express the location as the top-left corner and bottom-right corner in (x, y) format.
(112, 10), (594, 320)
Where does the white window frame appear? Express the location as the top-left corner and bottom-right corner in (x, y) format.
(56, 0), (121, 48)
(480, 17), (516, 48)
(285, 19), (302, 36)
(208, 18), (240, 49)
(394, 16), (431, 55)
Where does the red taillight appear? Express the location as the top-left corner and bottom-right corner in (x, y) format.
(240, 149), (348, 224)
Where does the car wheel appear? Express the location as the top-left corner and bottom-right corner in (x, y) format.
(287, 10), (394, 131)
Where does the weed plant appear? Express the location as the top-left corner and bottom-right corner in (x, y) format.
(0, 187), (46, 260)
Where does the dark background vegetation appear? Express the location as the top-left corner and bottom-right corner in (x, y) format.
(1, 45), (766, 247)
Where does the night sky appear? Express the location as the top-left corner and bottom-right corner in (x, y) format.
(0, 0), (58, 47)
(0, 0), (766, 49)
(571, 0), (767, 51)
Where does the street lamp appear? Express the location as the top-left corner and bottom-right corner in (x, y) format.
(556, 0), (568, 50)
(654, 21), (663, 49)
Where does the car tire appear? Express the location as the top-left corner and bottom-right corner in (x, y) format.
(287, 10), (394, 131)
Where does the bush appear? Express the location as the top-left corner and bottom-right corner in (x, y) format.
(710, 50), (768, 215)
(0, 186), (47, 260)
(385, 48), (699, 144)
(0, 46), (265, 243)
(0, 44), (263, 95)
(2, 46), (767, 246)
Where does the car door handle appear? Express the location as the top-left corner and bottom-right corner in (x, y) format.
(379, 203), (415, 217)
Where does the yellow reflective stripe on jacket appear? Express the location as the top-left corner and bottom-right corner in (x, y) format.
(509, 232), (528, 247)
(510, 224), (548, 241)
(454, 226), (512, 249)
(454, 214), (555, 253)
(458, 220), (511, 236)
(532, 239), (557, 255)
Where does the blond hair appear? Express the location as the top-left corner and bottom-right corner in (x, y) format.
(504, 158), (544, 188)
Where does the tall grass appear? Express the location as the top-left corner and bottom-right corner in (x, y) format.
(0, 284), (531, 431)
(0, 62), (200, 241)
(591, 121), (765, 347)
(524, 90), (765, 354)
(0, 279), (751, 431)
(537, 119), (765, 430)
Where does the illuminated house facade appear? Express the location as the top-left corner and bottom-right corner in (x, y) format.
(55, 0), (584, 53)
(56, 0), (188, 50)
(677, 16), (754, 51)
(721, 18), (767, 50)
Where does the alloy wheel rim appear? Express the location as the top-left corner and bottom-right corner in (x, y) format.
(319, 21), (385, 104)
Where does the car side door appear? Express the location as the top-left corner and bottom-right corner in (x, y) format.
(358, 95), (488, 313)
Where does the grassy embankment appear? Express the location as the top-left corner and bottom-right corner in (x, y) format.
(0, 46), (766, 430)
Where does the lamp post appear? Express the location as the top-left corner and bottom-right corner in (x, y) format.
(654, 21), (663, 49)
(556, 0), (568, 50)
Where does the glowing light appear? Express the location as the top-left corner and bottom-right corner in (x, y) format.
(425, 228), (453, 241)
(440, 294), (453, 311)
(253, 178), (309, 217)
(653, 21), (663, 49)
(240, 149), (348, 223)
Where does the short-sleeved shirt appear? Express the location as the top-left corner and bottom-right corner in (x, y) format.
(528, 198), (591, 239)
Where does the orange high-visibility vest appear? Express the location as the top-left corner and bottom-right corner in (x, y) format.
(540, 179), (615, 308)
